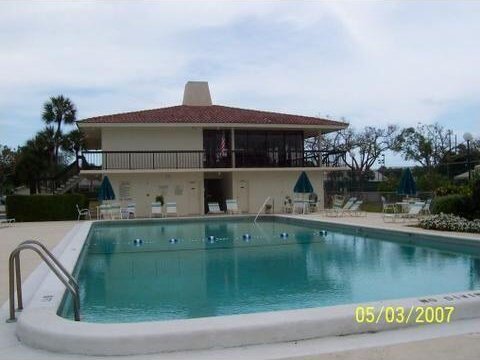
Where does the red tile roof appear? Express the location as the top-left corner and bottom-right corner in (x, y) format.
(78, 105), (347, 128)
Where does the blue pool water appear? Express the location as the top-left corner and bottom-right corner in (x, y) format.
(61, 217), (480, 323)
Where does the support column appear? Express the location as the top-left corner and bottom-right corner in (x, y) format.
(231, 128), (235, 168)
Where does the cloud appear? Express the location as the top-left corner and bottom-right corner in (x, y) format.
(1, 0), (480, 152)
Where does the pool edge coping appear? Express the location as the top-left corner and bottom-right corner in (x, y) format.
(12, 215), (480, 356)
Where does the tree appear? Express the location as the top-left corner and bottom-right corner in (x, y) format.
(311, 125), (398, 177)
(15, 127), (57, 193)
(61, 129), (85, 165)
(42, 95), (77, 163)
(393, 123), (453, 168)
(0, 145), (17, 195)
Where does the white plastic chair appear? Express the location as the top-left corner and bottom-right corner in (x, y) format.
(126, 203), (136, 219)
(151, 202), (163, 218)
(76, 204), (91, 221)
(208, 202), (224, 214)
(344, 200), (365, 217)
(109, 203), (121, 220)
(165, 202), (178, 217)
(99, 204), (110, 220)
(226, 199), (240, 214)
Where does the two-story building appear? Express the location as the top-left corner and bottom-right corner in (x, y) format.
(77, 81), (348, 217)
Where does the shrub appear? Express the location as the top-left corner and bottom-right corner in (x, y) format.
(6, 194), (89, 222)
(419, 214), (480, 233)
(435, 183), (471, 197)
(431, 194), (473, 218)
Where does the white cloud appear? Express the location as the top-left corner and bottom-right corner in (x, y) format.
(1, 0), (480, 148)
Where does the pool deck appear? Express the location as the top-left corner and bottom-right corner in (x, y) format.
(1, 214), (480, 359)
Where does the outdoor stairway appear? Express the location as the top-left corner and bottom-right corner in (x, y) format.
(55, 174), (81, 194)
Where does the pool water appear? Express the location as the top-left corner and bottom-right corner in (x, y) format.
(61, 217), (480, 323)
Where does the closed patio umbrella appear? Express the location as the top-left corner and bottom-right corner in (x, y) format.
(397, 168), (416, 197)
(293, 172), (314, 214)
(294, 171), (314, 194)
(98, 176), (115, 201)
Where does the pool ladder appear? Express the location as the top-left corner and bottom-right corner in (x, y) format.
(7, 240), (80, 322)
(254, 196), (273, 224)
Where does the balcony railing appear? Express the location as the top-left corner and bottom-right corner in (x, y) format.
(80, 150), (346, 171)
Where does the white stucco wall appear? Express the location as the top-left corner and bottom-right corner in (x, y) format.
(231, 171), (325, 213)
(107, 172), (204, 217)
(101, 127), (203, 151)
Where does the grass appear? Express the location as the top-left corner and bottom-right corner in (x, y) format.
(361, 201), (382, 213)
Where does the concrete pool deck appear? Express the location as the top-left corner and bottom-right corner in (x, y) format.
(1, 214), (480, 359)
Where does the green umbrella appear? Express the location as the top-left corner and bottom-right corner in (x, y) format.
(294, 171), (314, 194)
(98, 176), (115, 201)
(397, 168), (416, 196)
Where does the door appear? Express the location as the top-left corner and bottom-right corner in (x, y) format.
(237, 180), (249, 213)
(187, 180), (201, 215)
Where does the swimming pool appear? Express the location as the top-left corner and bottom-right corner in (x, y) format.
(15, 216), (480, 355)
(60, 217), (480, 323)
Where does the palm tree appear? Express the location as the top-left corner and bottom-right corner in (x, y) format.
(15, 127), (56, 193)
(62, 129), (85, 166)
(42, 95), (77, 163)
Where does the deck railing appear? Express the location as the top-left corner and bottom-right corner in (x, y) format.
(80, 150), (346, 171)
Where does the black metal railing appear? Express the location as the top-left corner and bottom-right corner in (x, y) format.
(80, 150), (346, 170)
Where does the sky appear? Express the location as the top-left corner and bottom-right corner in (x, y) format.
(1, 1), (479, 166)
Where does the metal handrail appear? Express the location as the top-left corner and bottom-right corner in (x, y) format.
(18, 240), (79, 294)
(7, 243), (80, 322)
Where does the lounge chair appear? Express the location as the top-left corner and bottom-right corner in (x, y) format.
(343, 200), (365, 217)
(384, 201), (424, 222)
(0, 217), (15, 227)
(226, 199), (240, 214)
(151, 202), (163, 218)
(76, 204), (91, 221)
(326, 197), (356, 217)
(208, 202), (224, 214)
(400, 201), (425, 220)
(165, 202), (178, 217)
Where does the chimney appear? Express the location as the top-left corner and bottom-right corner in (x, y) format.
(182, 81), (212, 106)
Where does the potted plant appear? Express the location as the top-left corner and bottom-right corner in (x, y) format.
(265, 203), (273, 214)
(155, 195), (164, 206)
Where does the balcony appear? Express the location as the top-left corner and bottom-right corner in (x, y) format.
(80, 150), (347, 171)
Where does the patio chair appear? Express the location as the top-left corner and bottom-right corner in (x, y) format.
(76, 204), (91, 221)
(151, 202), (163, 218)
(99, 204), (111, 219)
(226, 199), (240, 214)
(283, 196), (293, 214)
(208, 202), (224, 214)
(126, 203), (136, 219)
(422, 198), (432, 215)
(165, 202), (178, 217)
(0, 218), (15, 227)
(381, 196), (396, 214)
(109, 203), (122, 220)
(293, 199), (308, 214)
